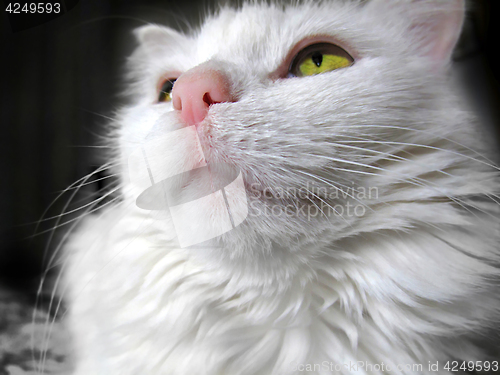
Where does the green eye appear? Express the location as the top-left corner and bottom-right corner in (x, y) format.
(158, 78), (177, 102)
(289, 43), (354, 77)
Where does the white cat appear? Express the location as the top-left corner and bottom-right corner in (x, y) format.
(63, 0), (500, 374)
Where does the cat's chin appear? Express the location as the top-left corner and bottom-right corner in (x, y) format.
(131, 162), (248, 249)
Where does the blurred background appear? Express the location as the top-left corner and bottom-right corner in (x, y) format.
(1, 0), (499, 298)
(0, 0), (218, 297)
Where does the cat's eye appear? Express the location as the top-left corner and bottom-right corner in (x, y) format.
(157, 78), (177, 103)
(289, 43), (354, 78)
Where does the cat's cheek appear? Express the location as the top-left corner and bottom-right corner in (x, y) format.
(118, 105), (174, 152)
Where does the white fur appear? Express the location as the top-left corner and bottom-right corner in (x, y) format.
(63, 1), (500, 374)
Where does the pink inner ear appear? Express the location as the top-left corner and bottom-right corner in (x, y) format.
(430, 9), (464, 63)
(413, 0), (465, 65)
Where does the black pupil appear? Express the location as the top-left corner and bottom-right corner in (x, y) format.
(158, 79), (176, 101)
(311, 52), (323, 67)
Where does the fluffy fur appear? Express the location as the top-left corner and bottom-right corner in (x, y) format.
(63, 1), (500, 374)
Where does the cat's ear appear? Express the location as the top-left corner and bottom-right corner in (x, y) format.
(133, 24), (188, 57)
(367, 0), (465, 66)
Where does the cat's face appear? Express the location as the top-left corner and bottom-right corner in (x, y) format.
(117, 0), (465, 255)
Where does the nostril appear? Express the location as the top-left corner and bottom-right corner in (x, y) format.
(173, 92), (182, 111)
(203, 92), (218, 106)
(171, 66), (234, 126)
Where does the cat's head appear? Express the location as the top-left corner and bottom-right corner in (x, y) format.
(116, 0), (467, 265)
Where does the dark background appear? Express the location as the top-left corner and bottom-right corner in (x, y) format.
(1, 0), (499, 296)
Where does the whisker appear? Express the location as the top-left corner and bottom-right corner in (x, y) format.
(292, 169), (374, 213)
(33, 162), (115, 238)
(42, 196), (145, 372)
(33, 181), (121, 372)
(38, 196), (126, 374)
(30, 180), (120, 226)
(46, 187), (123, 271)
(323, 139), (500, 204)
(342, 139), (500, 172)
(32, 162), (119, 370)
(345, 124), (499, 166)
(326, 165), (497, 221)
(30, 185), (122, 239)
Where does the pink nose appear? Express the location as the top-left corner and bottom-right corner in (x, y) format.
(172, 67), (233, 126)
